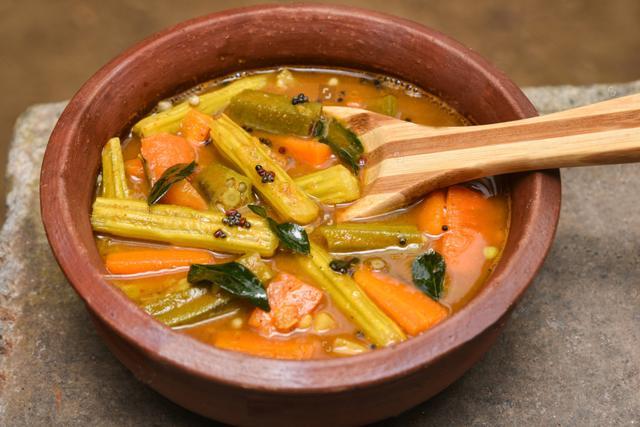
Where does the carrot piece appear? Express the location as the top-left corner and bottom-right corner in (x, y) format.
(270, 135), (332, 167)
(446, 186), (503, 232)
(140, 133), (207, 210)
(163, 180), (209, 211)
(105, 248), (215, 274)
(354, 268), (448, 336)
(440, 186), (508, 304)
(248, 273), (323, 334)
(124, 158), (146, 181)
(416, 189), (447, 235)
(140, 133), (196, 181)
(442, 186), (501, 259)
(181, 108), (213, 144)
(193, 143), (217, 169)
(214, 330), (321, 360)
(181, 108), (218, 167)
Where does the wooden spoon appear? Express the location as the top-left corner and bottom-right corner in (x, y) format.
(324, 93), (640, 221)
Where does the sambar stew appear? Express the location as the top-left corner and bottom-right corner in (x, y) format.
(91, 67), (509, 359)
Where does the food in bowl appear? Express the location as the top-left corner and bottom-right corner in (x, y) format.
(90, 67), (509, 360)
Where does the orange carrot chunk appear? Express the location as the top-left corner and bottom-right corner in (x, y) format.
(270, 135), (332, 167)
(248, 273), (323, 334)
(214, 330), (321, 360)
(354, 268), (448, 336)
(124, 158), (146, 181)
(163, 180), (209, 211)
(416, 189), (447, 235)
(446, 186), (503, 233)
(141, 133), (196, 180)
(140, 133), (207, 210)
(181, 108), (213, 144)
(105, 248), (215, 274)
(441, 186), (499, 264)
(440, 186), (509, 304)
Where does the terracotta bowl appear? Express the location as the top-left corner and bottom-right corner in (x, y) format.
(41, 4), (561, 426)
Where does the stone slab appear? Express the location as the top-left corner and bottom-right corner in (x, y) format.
(1, 82), (639, 426)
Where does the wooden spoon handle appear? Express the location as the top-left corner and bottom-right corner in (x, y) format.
(371, 92), (640, 177)
(330, 93), (640, 220)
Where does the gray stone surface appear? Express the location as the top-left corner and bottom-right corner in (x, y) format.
(1, 82), (639, 426)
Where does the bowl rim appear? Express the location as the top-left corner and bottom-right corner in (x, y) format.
(40, 3), (561, 394)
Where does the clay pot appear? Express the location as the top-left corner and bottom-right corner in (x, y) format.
(40, 4), (560, 426)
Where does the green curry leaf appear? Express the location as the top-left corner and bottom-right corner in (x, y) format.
(187, 262), (269, 311)
(320, 119), (364, 174)
(247, 204), (268, 218)
(270, 220), (310, 255)
(147, 161), (197, 205)
(247, 204), (310, 255)
(412, 250), (446, 300)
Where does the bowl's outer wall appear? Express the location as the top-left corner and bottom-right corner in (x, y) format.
(41, 4), (561, 426)
(91, 309), (509, 426)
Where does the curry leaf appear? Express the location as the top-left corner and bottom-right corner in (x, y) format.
(247, 204), (310, 255)
(320, 119), (364, 174)
(412, 250), (446, 300)
(270, 220), (310, 255)
(248, 204), (268, 218)
(147, 161), (197, 205)
(187, 262), (269, 311)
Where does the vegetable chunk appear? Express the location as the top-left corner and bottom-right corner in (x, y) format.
(440, 186), (508, 304)
(317, 223), (423, 252)
(417, 190), (447, 235)
(181, 108), (213, 143)
(124, 158), (146, 181)
(163, 180), (208, 211)
(209, 114), (319, 224)
(113, 271), (188, 302)
(294, 165), (360, 204)
(269, 135), (332, 167)
(132, 74), (268, 137)
(195, 163), (253, 210)
(105, 248), (215, 274)
(140, 133), (195, 180)
(295, 244), (406, 347)
(140, 133), (207, 210)
(354, 268), (448, 335)
(150, 287), (231, 327)
(248, 273), (323, 334)
(214, 330), (321, 360)
(227, 89), (322, 136)
(91, 198), (278, 256)
(101, 138), (129, 199)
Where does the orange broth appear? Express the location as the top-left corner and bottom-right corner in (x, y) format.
(93, 67), (509, 359)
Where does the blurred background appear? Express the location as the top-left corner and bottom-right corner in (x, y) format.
(1, 0), (639, 223)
